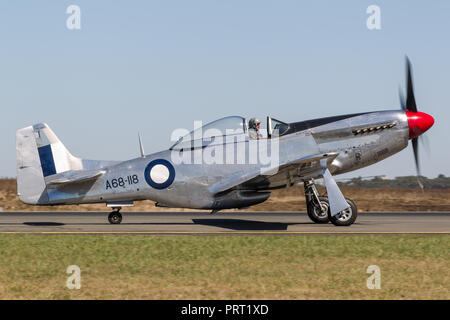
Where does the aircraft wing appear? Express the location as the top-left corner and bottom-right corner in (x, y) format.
(208, 152), (339, 194)
(45, 169), (105, 186)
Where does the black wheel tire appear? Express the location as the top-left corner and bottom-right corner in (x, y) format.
(328, 198), (357, 226)
(307, 196), (330, 224)
(108, 212), (122, 224)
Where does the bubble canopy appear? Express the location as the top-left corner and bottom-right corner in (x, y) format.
(171, 116), (246, 148)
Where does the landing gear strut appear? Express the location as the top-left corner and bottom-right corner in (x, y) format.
(304, 179), (330, 224)
(303, 179), (358, 226)
(108, 207), (123, 224)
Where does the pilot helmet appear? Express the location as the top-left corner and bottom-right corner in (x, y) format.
(249, 118), (261, 129)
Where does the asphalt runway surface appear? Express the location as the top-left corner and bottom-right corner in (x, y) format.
(0, 211), (449, 234)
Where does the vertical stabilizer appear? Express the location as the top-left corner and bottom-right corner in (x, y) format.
(16, 123), (82, 204)
(16, 126), (47, 204)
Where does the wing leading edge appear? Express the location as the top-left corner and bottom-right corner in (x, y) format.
(208, 152), (339, 194)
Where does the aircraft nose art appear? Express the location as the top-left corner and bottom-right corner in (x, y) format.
(405, 111), (435, 139)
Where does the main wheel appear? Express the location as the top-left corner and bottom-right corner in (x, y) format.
(328, 198), (357, 226)
(307, 196), (330, 224)
(108, 212), (122, 224)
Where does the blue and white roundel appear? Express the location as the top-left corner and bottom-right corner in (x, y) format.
(144, 159), (175, 189)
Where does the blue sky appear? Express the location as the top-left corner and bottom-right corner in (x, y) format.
(1, 1), (449, 178)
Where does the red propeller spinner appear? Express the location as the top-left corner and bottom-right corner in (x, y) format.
(405, 111), (434, 140)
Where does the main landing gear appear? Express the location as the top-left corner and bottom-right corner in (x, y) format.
(108, 207), (123, 224)
(304, 179), (358, 226)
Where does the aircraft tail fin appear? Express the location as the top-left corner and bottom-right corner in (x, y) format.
(16, 123), (83, 204)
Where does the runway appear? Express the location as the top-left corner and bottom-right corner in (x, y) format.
(0, 211), (449, 234)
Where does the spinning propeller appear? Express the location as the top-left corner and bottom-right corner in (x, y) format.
(398, 57), (434, 189)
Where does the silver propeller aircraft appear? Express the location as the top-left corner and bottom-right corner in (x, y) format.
(16, 58), (434, 226)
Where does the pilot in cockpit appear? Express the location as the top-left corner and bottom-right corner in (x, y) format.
(248, 118), (262, 140)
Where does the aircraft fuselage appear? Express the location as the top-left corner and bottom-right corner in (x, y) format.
(44, 110), (409, 210)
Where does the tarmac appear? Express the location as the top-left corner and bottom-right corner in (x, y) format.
(0, 211), (449, 235)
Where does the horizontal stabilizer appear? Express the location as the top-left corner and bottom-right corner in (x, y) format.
(45, 169), (105, 186)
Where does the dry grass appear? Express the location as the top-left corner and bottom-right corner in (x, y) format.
(1, 178), (450, 212)
(0, 235), (448, 299)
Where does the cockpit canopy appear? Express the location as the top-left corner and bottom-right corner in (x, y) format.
(180, 116), (245, 142)
(267, 117), (290, 137)
(170, 115), (290, 150)
(171, 116), (246, 150)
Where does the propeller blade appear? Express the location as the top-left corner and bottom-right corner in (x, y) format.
(399, 86), (406, 110)
(403, 57), (429, 190)
(420, 134), (431, 155)
(412, 137), (420, 175)
(406, 57), (418, 112)
(412, 137), (423, 190)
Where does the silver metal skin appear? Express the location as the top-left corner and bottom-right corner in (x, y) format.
(16, 110), (409, 217)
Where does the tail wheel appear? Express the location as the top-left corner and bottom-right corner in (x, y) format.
(108, 212), (122, 224)
(307, 196), (330, 224)
(328, 198), (357, 226)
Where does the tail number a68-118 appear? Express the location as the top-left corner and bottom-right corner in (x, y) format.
(106, 175), (139, 190)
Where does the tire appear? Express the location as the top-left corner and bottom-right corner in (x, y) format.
(328, 198), (357, 226)
(108, 212), (122, 224)
(307, 196), (330, 224)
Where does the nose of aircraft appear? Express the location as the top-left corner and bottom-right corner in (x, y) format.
(405, 111), (434, 139)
